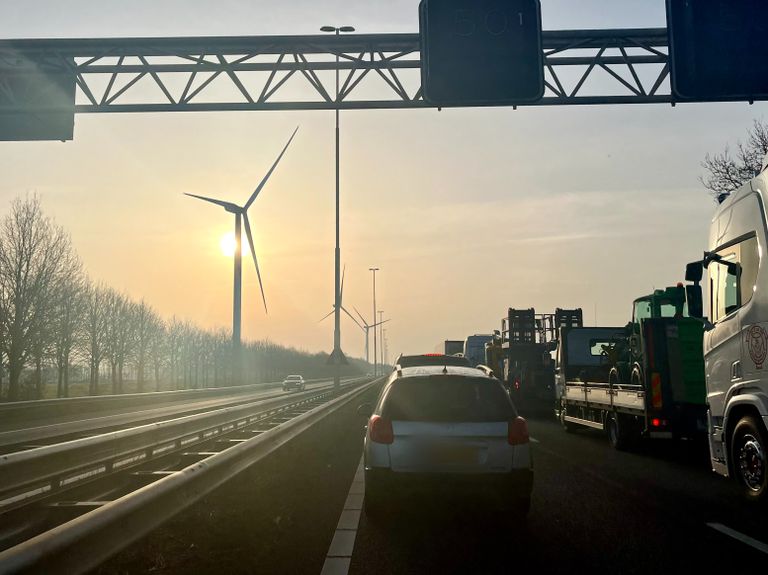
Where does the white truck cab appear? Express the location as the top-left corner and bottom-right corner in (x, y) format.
(687, 162), (768, 502)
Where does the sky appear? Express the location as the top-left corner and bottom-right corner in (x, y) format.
(0, 0), (766, 361)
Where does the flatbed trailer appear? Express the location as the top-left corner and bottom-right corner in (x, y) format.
(556, 319), (707, 449)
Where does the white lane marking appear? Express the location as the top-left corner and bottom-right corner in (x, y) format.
(321, 457), (364, 575)
(707, 523), (768, 555)
(530, 437), (540, 444)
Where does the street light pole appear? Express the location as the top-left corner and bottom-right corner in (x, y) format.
(369, 267), (379, 376)
(321, 24), (355, 388)
(378, 310), (385, 369)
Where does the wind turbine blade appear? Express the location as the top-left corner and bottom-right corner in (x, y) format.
(371, 318), (391, 328)
(244, 126), (299, 210)
(340, 264), (346, 304)
(341, 305), (364, 330)
(352, 305), (368, 327)
(318, 308), (335, 323)
(184, 193), (240, 212)
(243, 214), (268, 314)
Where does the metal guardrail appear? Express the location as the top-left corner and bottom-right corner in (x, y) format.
(0, 377), (358, 449)
(0, 378), (367, 512)
(0, 375), (350, 415)
(0, 377), (381, 574)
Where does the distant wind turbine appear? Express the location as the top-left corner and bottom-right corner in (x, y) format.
(352, 306), (390, 366)
(186, 126), (299, 356)
(319, 267), (389, 364)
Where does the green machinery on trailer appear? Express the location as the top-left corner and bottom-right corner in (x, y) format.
(557, 285), (707, 449)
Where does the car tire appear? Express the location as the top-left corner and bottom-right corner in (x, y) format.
(607, 412), (629, 451)
(731, 415), (768, 504)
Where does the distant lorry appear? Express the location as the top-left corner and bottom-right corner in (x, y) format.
(444, 340), (464, 356)
(685, 163), (768, 502)
(502, 308), (582, 412)
(463, 334), (493, 367)
(556, 287), (707, 450)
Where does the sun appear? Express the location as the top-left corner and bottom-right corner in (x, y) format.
(219, 231), (237, 257)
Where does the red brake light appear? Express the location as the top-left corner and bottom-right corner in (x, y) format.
(508, 416), (529, 445)
(369, 415), (394, 444)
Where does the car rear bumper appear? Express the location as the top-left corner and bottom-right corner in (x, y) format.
(365, 467), (533, 501)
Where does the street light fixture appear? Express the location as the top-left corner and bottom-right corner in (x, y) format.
(321, 24), (355, 388)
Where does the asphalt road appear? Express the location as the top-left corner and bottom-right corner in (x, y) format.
(92, 410), (767, 575)
(0, 379), (344, 450)
(349, 418), (767, 575)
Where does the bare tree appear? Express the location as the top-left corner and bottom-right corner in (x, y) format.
(52, 268), (85, 398)
(104, 290), (136, 394)
(133, 300), (161, 393)
(702, 119), (768, 198)
(83, 283), (109, 396)
(0, 196), (78, 401)
(149, 317), (167, 391)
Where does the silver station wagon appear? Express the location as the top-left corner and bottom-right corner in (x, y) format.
(360, 365), (533, 517)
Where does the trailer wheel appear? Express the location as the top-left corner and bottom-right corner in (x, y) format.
(607, 413), (630, 450)
(731, 416), (768, 504)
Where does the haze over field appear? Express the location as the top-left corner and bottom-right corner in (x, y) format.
(0, 0), (765, 358)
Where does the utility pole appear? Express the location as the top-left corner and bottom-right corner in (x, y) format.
(369, 267), (379, 376)
(378, 310), (385, 369)
(321, 24), (355, 388)
(233, 213), (243, 383)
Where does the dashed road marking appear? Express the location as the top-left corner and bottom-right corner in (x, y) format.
(707, 523), (768, 555)
(321, 457), (364, 575)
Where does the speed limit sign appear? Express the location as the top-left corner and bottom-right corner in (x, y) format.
(419, 0), (544, 106)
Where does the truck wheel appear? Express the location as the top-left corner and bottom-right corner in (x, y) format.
(607, 413), (629, 450)
(731, 416), (768, 503)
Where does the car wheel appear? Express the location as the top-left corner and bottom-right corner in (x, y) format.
(731, 415), (768, 504)
(607, 413), (629, 451)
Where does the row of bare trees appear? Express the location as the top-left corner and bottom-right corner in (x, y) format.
(0, 196), (363, 402)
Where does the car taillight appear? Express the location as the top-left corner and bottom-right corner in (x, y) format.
(508, 417), (529, 446)
(369, 415), (394, 444)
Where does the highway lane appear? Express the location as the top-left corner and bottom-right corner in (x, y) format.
(347, 418), (767, 575)
(0, 378), (353, 451)
(90, 409), (767, 574)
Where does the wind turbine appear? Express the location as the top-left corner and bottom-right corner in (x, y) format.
(319, 266), (378, 363)
(186, 126), (299, 362)
(352, 306), (389, 366)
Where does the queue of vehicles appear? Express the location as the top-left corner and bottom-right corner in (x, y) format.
(381, 161), (768, 505)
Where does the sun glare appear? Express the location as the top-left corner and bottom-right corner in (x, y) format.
(219, 231), (237, 257)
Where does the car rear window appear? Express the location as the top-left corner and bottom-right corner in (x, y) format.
(397, 355), (471, 368)
(382, 376), (516, 422)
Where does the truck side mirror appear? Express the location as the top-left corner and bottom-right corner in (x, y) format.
(685, 261), (703, 283)
(686, 285), (704, 319)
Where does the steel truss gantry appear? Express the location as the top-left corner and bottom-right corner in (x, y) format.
(0, 28), (674, 113)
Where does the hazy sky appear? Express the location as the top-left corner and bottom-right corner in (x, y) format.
(0, 1), (765, 360)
